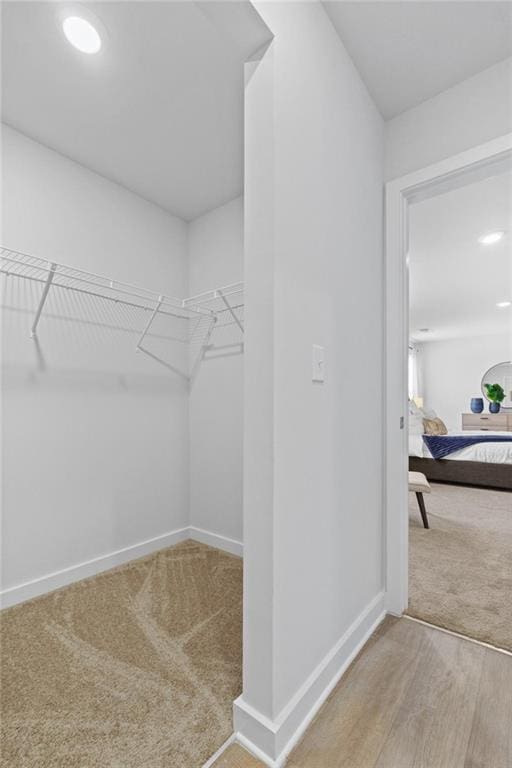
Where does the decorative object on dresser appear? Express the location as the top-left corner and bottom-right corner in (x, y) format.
(461, 412), (512, 431)
(470, 397), (484, 414)
(481, 361), (512, 409)
(484, 382), (505, 413)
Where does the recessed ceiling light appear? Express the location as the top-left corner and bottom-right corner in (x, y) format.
(419, 328), (430, 333)
(478, 231), (505, 245)
(62, 15), (101, 54)
(496, 301), (511, 308)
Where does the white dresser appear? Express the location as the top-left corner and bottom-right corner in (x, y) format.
(462, 412), (512, 431)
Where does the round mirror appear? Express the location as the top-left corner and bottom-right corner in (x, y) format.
(481, 361), (512, 410)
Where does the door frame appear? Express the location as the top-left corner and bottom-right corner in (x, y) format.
(384, 132), (512, 616)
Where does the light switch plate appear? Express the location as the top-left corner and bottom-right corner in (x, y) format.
(312, 344), (325, 382)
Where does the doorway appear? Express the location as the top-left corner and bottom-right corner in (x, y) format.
(384, 134), (512, 637)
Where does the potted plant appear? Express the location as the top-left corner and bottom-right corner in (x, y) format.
(484, 382), (505, 413)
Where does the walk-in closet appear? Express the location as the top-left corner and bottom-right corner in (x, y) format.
(1, 3), (271, 765)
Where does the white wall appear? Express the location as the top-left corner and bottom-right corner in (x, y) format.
(1, 125), (190, 598)
(241, 48), (276, 724)
(385, 57), (512, 181)
(421, 333), (512, 431)
(238, 2), (384, 760)
(188, 197), (244, 544)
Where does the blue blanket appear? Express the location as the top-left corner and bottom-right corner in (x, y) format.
(423, 434), (512, 460)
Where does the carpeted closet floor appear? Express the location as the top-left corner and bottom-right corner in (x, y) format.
(408, 482), (512, 652)
(0, 540), (243, 768)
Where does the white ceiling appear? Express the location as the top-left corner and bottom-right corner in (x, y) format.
(3, 3), (511, 222)
(409, 169), (512, 343)
(323, 1), (512, 119)
(1, 1), (271, 220)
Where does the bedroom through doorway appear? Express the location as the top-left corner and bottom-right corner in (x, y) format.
(406, 162), (512, 651)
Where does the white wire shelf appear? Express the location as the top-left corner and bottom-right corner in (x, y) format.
(1, 247), (244, 376)
(184, 283), (244, 333)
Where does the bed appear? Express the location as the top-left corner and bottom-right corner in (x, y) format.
(409, 430), (512, 491)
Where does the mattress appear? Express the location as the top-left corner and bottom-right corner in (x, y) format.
(409, 431), (512, 464)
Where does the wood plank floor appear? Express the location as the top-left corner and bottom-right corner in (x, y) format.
(214, 617), (512, 768)
(211, 743), (263, 767)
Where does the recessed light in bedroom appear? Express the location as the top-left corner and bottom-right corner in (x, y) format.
(419, 328), (430, 333)
(478, 231), (505, 245)
(62, 15), (102, 54)
(496, 301), (511, 308)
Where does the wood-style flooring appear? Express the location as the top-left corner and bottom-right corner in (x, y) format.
(211, 743), (263, 767)
(214, 616), (512, 768)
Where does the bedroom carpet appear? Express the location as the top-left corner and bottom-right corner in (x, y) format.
(0, 540), (243, 768)
(407, 483), (512, 652)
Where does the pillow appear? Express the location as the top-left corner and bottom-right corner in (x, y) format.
(409, 412), (424, 435)
(409, 434), (424, 458)
(423, 417), (448, 436)
(421, 406), (438, 421)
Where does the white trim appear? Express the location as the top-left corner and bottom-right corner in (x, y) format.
(235, 733), (281, 768)
(234, 591), (386, 765)
(384, 132), (512, 616)
(189, 526), (243, 558)
(233, 699), (278, 763)
(0, 526), (191, 609)
(0, 525), (243, 609)
(201, 733), (237, 768)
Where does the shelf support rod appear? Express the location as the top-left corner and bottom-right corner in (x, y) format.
(190, 315), (217, 385)
(31, 262), (57, 338)
(218, 289), (244, 334)
(136, 295), (163, 350)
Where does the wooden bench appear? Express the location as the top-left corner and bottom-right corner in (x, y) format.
(408, 471), (430, 529)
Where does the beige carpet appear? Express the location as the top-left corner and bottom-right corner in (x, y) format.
(407, 482), (512, 651)
(0, 540), (242, 767)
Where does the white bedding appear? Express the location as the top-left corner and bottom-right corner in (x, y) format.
(409, 430), (512, 464)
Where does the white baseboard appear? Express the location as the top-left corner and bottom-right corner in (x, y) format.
(189, 526), (243, 557)
(233, 591), (386, 766)
(1, 525), (243, 609)
(235, 732), (282, 768)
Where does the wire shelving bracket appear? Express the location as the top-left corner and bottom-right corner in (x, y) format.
(0, 247), (244, 378)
